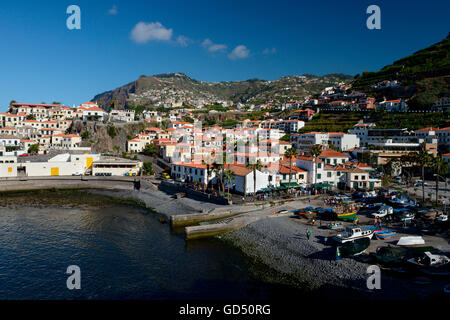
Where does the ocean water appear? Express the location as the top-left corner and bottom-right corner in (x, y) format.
(0, 204), (282, 300)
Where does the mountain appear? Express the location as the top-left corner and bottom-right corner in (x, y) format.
(91, 73), (352, 110)
(353, 33), (450, 107)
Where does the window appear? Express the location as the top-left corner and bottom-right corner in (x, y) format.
(354, 175), (359, 180)
(361, 175), (366, 180)
(327, 172), (331, 178)
(299, 174), (304, 179)
(337, 172), (341, 176)
(317, 173), (321, 179)
(318, 163), (322, 169)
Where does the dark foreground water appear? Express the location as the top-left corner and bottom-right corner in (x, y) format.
(0, 203), (293, 300)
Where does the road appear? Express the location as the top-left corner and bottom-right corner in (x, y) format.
(395, 179), (449, 206)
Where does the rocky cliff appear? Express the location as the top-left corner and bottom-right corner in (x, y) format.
(69, 120), (145, 154)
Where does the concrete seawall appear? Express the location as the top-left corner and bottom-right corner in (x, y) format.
(171, 195), (320, 228)
(0, 176), (136, 192)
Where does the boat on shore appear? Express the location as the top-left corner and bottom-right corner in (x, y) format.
(295, 207), (317, 218)
(397, 236), (425, 246)
(374, 230), (397, 240)
(334, 203), (359, 221)
(334, 226), (374, 243)
(405, 251), (450, 277)
(328, 222), (345, 231)
(338, 237), (371, 257)
(336, 210), (357, 221)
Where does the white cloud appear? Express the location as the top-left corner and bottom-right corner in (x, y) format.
(228, 45), (250, 60)
(108, 5), (118, 15)
(176, 35), (190, 47)
(130, 22), (173, 44)
(201, 38), (227, 53)
(263, 47), (277, 55)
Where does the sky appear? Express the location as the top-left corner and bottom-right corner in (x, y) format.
(0, 0), (448, 110)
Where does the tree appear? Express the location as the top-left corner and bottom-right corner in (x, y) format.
(284, 148), (298, 193)
(28, 144), (39, 154)
(81, 131), (89, 140)
(223, 169), (235, 200)
(141, 143), (158, 156)
(409, 143), (433, 203)
(246, 159), (263, 199)
(142, 161), (155, 176)
(432, 156), (448, 205)
(107, 125), (117, 138)
(9, 100), (16, 105)
(26, 114), (36, 120)
(310, 144), (322, 188)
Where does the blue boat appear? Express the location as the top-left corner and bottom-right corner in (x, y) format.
(374, 230), (397, 240)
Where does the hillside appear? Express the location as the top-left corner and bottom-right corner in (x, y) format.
(353, 33), (450, 107)
(91, 73), (352, 110)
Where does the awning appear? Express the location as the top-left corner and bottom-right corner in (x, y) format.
(261, 188), (272, 192)
(274, 186), (287, 190)
(313, 182), (333, 188)
(281, 182), (299, 187)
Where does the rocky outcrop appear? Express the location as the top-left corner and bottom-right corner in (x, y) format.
(69, 120), (145, 154)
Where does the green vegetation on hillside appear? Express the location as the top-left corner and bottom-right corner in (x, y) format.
(354, 33), (450, 90)
(352, 34), (450, 109)
(298, 112), (365, 133)
(372, 112), (449, 130)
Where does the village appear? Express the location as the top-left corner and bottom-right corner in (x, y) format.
(0, 72), (448, 305)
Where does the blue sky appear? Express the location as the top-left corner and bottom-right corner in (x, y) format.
(0, 0), (448, 110)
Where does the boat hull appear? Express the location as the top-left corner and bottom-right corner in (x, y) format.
(337, 210), (357, 221)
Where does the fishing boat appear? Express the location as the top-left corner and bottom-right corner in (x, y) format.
(397, 236), (425, 246)
(337, 210), (357, 221)
(334, 226), (374, 243)
(406, 251), (450, 269)
(374, 230), (397, 240)
(339, 237), (370, 257)
(328, 222), (345, 231)
(297, 210), (317, 218)
(395, 209), (415, 222)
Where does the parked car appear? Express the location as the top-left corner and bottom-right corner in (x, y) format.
(413, 180), (428, 187)
(72, 171), (83, 176)
(277, 209), (290, 214)
(371, 205), (394, 218)
(162, 173), (170, 179)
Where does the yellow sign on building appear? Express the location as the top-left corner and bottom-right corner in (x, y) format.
(86, 157), (93, 168)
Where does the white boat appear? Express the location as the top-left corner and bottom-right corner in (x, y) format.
(389, 196), (416, 207)
(436, 215), (448, 222)
(397, 236), (425, 246)
(334, 226), (374, 243)
(407, 251), (450, 268)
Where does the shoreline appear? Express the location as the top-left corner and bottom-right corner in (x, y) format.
(1, 183), (449, 300)
(219, 216), (449, 300)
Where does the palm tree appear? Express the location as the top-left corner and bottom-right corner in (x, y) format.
(223, 169), (235, 201)
(284, 147), (298, 193)
(310, 144), (322, 189)
(409, 143), (433, 204)
(246, 159), (263, 199)
(212, 162), (222, 192)
(432, 156), (448, 205)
